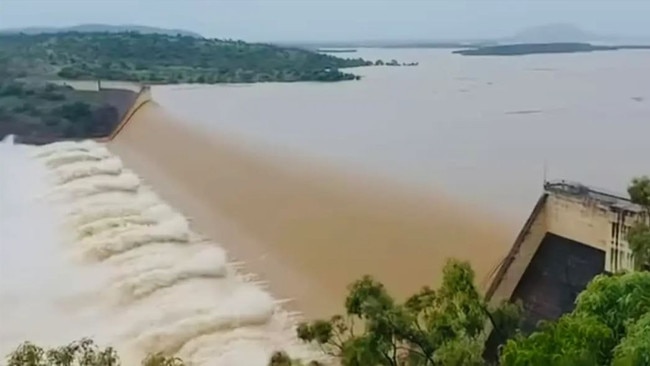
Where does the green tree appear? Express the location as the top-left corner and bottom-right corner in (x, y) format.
(141, 353), (185, 366)
(611, 311), (650, 366)
(628, 176), (650, 209)
(627, 176), (650, 270)
(573, 271), (650, 340)
(500, 271), (650, 366)
(295, 259), (522, 366)
(6, 339), (185, 366)
(500, 314), (614, 366)
(0, 32), (370, 84)
(629, 225), (650, 270)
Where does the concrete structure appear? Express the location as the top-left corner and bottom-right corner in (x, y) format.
(101, 85), (152, 141)
(486, 180), (648, 331)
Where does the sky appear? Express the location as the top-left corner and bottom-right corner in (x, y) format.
(1, 0), (650, 42)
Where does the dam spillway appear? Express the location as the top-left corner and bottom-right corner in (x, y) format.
(3, 49), (650, 364)
(1, 91), (514, 364)
(0, 138), (319, 365)
(108, 101), (513, 317)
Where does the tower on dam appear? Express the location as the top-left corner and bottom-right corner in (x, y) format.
(486, 179), (648, 332)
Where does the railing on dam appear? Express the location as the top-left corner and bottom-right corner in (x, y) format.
(97, 85), (152, 142)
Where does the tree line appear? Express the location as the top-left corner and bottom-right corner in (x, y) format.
(0, 81), (122, 142)
(0, 32), (373, 84)
(6, 177), (649, 365)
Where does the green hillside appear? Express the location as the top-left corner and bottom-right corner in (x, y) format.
(0, 32), (372, 83)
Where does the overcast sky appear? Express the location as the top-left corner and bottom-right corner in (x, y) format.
(1, 0), (649, 42)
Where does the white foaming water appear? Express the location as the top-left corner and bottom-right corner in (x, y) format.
(1, 139), (320, 365)
(52, 157), (123, 184)
(1, 138), (106, 354)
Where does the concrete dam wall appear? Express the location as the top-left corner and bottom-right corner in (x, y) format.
(486, 180), (646, 331)
(107, 100), (513, 317)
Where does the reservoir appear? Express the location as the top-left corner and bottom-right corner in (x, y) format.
(154, 48), (650, 222)
(109, 48), (650, 318)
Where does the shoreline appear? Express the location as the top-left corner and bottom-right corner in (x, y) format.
(108, 101), (515, 318)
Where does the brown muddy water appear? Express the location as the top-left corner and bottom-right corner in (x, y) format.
(109, 102), (511, 317)
(110, 48), (650, 317)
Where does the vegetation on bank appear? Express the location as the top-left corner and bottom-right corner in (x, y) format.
(0, 31), (377, 142)
(317, 49), (359, 53)
(0, 80), (124, 141)
(6, 178), (649, 365)
(373, 59), (419, 66)
(0, 32), (373, 84)
(453, 42), (650, 56)
(0, 24), (203, 38)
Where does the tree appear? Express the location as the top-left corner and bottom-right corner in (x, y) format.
(295, 259), (522, 366)
(0, 32), (370, 83)
(611, 312), (650, 366)
(6, 339), (184, 366)
(628, 176), (650, 210)
(629, 224), (650, 271)
(573, 271), (650, 341)
(500, 271), (650, 366)
(500, 314), (614, 366)
(627, 176), (650, 270)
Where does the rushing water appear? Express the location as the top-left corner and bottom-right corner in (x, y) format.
(2, 48), (649, 365)
(0, 139), (318, 365)
(154, 48), (650, 222)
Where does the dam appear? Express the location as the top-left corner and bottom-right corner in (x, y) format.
(1, 86), (512, 364)
(486, 180), (647, 331)
(0, 138), (320, 365)
(108, 92), (512, 317)
(2, 57), (648, 364)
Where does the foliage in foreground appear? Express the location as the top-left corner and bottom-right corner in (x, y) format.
(5, 341), (322, 366)
(6, 338), (183, 366)
(500, 271), (650, 366)
(628, 176), (650, 270)
(290, 266), (649, 366)
(294, 259), (523, 366)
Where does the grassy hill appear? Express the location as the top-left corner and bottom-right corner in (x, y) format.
(0, 32), (372, 84)
(0, 24), (202, 38)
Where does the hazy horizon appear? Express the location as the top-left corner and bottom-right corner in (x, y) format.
(2, 0), (650, 42)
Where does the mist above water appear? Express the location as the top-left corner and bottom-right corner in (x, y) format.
(0, 138), (102, 352)
(0, 139), (318, 365)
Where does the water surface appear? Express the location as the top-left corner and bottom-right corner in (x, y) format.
(154, 48), (650, 222)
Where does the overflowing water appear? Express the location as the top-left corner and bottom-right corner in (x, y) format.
(0, 138), (319, 365)
(155, 49), (650, 221)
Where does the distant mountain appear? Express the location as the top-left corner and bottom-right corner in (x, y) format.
(505, 23), (606, 43)
(0, 24), (202, 38)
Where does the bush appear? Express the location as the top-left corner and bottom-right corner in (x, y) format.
(39, 90), (66, 101)
(0, 82), (25, 97)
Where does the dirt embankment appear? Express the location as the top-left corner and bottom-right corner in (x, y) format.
(108, 102), (513, 318)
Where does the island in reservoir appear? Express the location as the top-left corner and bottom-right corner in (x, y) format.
(454, 42), (650, 56)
